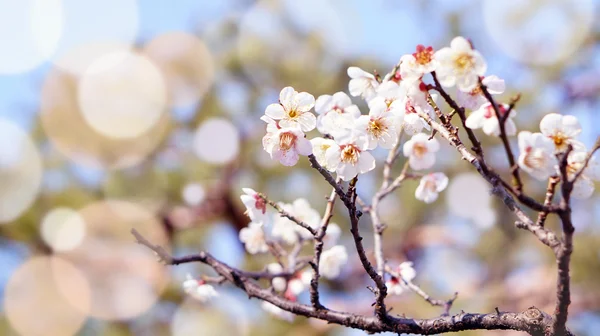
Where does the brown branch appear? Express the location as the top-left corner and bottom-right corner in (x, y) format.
(310, 187), (338, 310)
(479, 80), (523, 192)
(536, 176), (560, 227)
(259, 194), (317, 236)
(131, 229), (568, 335)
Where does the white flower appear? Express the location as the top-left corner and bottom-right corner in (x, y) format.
(517, 132), (558, 180)
(287, 272), (309, 296)
(263, 127), (312, 166)
(435, 36), (487, 92)
(315, 92), (361, 137)
(355, 99), (400, 150)
(400, 44), (438, 80)
(465, 103), (516, 136)
(348, 66), (379, 101)
(403, 133), (440, 170)
(310, 137), (338, 171)
(183, 274), (218, 303)
(456, 75), (505, 110)
(319, 245), (348, 279)
(566, 151), (600, 199)
(397, 82), (435, 135)
(267, 263), (287, 292)
(415, 173), (448, 203)
(386, 277), (405, 296)
(239, 222), (269, 254)
(325, 136), (376, 181)
(371, 81), (405, 116)
(398, 261), (416, 282)
(240, 188), (268, 224)
(539, 113), (584, 153)
(323, 223), (341, 248)
(265, 87), (316, 132)
(272, 198), (320, 245)
(262, 301), (295, 322)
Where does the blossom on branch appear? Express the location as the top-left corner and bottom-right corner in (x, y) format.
(415, 173), (448, 203)
(239, 222), (269, 254)
(262, 301), (295, 322)
(240, 188), (268, 224)
(263, 127), (312, 166)
(457, 75), (505, 110)
(355, 98), (400, 150)
(183, 274), (218, 303)
(272, 198), (320, 244)
(403, 133), (440, 170)
(348, 66), (380, 101)
(517, 131), (557, 180)
(265, 86), (316, 132)
(319, 245), (348, 279)
(465, 103), (516, 136)
(315, 92), (360, 137)
(267, 263), (287, 292)
(310, 137), (338, 172)
(400, 44), (438, 80)
(325, 135), (376, 181)
(434, 36), (487, 92)
(566, 151), (600, 199)
(539, 113), (584, 153)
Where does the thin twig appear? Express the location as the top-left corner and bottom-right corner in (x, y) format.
(535, 176), (560, 227)
(259, 194), (317, 236)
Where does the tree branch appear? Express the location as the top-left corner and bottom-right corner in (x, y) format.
(259, 194), (317, 236)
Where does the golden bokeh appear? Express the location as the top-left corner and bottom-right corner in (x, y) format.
(40, 207), (86, 251)
(40, 66), (171, 170)
(57, 200), (171, 320)
(144, 32), (215, 108)
(4, 256), (90, 336)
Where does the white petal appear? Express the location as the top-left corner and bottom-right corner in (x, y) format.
(561, 115), (582, 137)
(332, 91), (352, 107)
(279, 87), (296, 105)
(572, 178), (595, 199)
(296, 112), (317, 132)
(337, 162), (359, 181)
(456, 74), (479, 92)
(296, 137), (313, 156)
(539, 113), (562, 136)
(426, 137), (440, 152)
(465, 110), (485, 129)
(403, 139), (414, 157)
(347, 66), (373, 79)
(482, 119), (501, 136)
(432, 173), (449, 191)
(518, 131), (533, 151)
(450, 36), (472, 52)
(295, 92), (316, 111)
(315, 95), (332, 114)
(482, 75), (505, 94)
(357, 151), (376, 174)
(265, 103), (285, 119)
(504, 119), (517, 136)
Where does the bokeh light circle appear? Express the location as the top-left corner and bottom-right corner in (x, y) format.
(144, 32), (215, 108)
(40, 67), (170, 170)
(57, 200), (170, 320)
(4, 256), (90, 336)
(41, 207), (86, 251)
(182, 183), (206, 207)
(483, 0), (594, 66)
(49, 0), (140, 75)
(0, 0), (62, 74)
(78, 51), (168, 140)
(0, 118), (43, 223)
(446, 173), (493, 226)
(193, 118), (240, 164)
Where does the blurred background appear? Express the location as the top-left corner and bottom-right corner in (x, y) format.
(0, 0), (599, 335)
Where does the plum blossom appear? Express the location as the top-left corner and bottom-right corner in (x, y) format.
(566, 151), (600, 199)
(319, 245), (348, 279)
(265, 87), (316, 132)
(348, 66), (380, 101)
(397, 82), (436, 135)
(465, 103), (516, 136)
(355, 99), (400, 150)
(457, 75), (505, 110)
(415, 173), (449, 203)
(287, 271), (311, 297)
(272, 198), (320, 244)
(325, 135), (376, 181)
(403, 133), (440, 170)
(435, 36), (487, 92)
(262, 301), (295, 322)
(539, 113), (584, 152)
(400, 44), (438, 80)
(239, 222), (269, 254)
(315, 92), (361, 137)
(371, 80), (406, 116)
(263, 127), (312, 166)
(240, 188), (268, 224)
(386, 276), (405, 296)
(323, 223), (341, 248)
(183, 274), (218, 303)
(517, 132), (557, 180)
(386, 262), (416, 296)
(310, 137), (338, 172)
(267, 263), (287, 292)
(398, 261), (417, 282)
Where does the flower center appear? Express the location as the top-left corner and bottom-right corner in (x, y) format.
(254, 195), (267, 214)
(523, 148), (547, 169)
(279, 132), (296, 151)
(413, 142), (428, 158)
(413, 45), (434, 65)
(454, 53), (474, 72)
(405, 100), (416, 114)
(551, 133), (567, 148)
(331, 105), (344, 114)
(424, 178), (437, 192)
(340, 144), (360, 165)
(368, 118), (388, 138)
(483, 105), (506, 119)
(287, 108), (299, 119)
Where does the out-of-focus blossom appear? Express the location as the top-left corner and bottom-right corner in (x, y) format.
(435, 36), (487, 92)
(239, 222), (269, 254)
(262, 301), (295, 322)
(566, 151), (600, 199)
(183, 274), (218, 303)
(465, 103), (516, 136)
(272, 198), (320, 244)
(267, 263), (287, 292)
(348, 66), (379, 101)
(386, 277), (405, 296)
(398, 261), (416, 282)
(403, 133), (440, 170)
(539, 113), (584, 152)
(319, 245), (348, 279)
(457, 75), (505, 110)
(323, 223), (341, 248)
(517, 132), (557, 180)
(415, 173), (448, 203)
(240, 188), (268, 224)
(265, 87), (316, 132)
